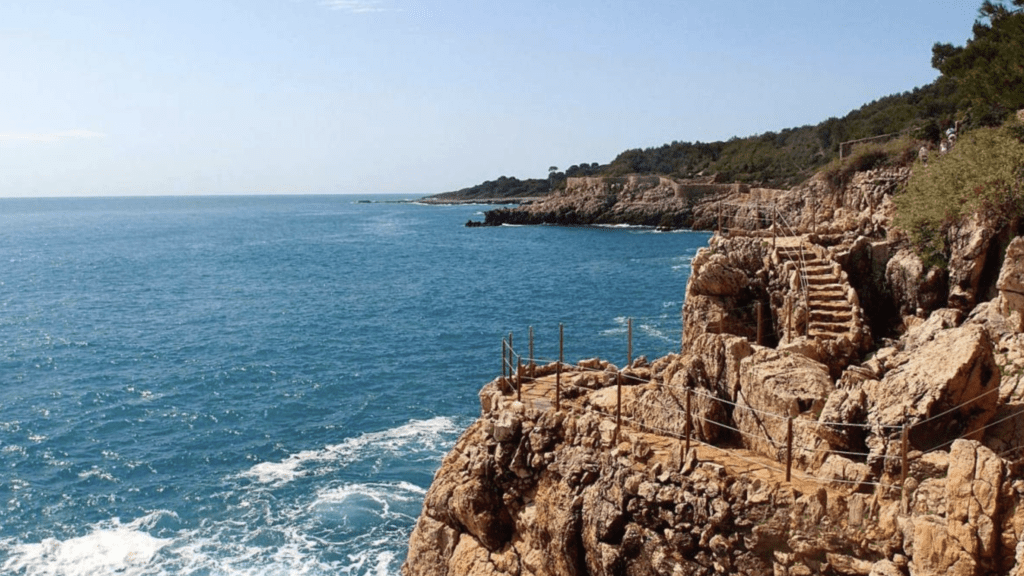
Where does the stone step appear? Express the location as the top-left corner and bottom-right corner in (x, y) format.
(807, 292), (847, 302)
(809, 323), (853, 336)
(810, 305), (853, 316)
(775, 243), (865, 345)
(810, 311), (854, 323)
(806, 275), (836, 286)
(807, 289), (846, 300)
(812, 301), (852, 311)
(807, 282), (844, 292)
(776, 249), (820, 263)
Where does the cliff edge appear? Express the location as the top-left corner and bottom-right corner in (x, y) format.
(404, 164), (1024, 576)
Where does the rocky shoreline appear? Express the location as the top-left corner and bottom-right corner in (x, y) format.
(464, 176), (745, 230)
(403, 165), (1024, 576)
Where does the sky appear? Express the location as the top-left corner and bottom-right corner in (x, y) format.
(0, 0), (983, 197)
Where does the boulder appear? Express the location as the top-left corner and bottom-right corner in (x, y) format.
(403, 516), (461, 576)
(864, 324), (999, 469)
(946, 440), (1002, 563)
(735, 349), (833, 466)
(633, 355), (730, 443)
(688, 251), (749, 296)
(947, 213), (998, 311)
(885, 247), (947, 317)
(901, 440), (1003, 576)
(997, 236), (1024, 332)
(816, 387), (867, 450)
(903, 308), (963, 350)
(902, 514), (977, 576)
(815, 454), (872, 492)
(682, 333), (753, 401)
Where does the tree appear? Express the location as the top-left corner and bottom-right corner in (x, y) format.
(932, 0), (1024, 125)
(548, 166), (559, 191)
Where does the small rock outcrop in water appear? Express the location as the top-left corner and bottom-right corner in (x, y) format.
(405, 165), (1024, 575)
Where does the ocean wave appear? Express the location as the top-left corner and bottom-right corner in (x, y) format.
(311, 481), (426, 524)
(638, 322), (675, 344)
(239, 417), (458, 487)
(1, 512), (174, 576)
(595, 223), (648, 229)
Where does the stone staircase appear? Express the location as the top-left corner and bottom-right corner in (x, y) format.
(774, 241), (867, 344)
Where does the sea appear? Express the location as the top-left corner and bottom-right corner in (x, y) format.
(0, 195), (711, 576)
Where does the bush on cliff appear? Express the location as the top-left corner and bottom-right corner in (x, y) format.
(894, 118), (1024, 264)
(820, 135), (920, 191)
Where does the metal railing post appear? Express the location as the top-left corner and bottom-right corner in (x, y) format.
(786, 417), (794, 482)
(556, 323), (563, 412)
(756, 301), (764, 346)
(615, 371), (622, 444)
(684, 384), (692, 458)
(516, 356), (522, 403)
(901, 416), (910, 511)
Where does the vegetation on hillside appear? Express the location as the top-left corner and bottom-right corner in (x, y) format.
(602, 79), (957, 187)
(894, 120), (1024, 265)
(428, 175), (551, 201)
(819, 135), (921, 191)
(890, 1), (1024, 264)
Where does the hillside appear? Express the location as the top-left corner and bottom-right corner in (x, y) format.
(424, 78), (957, 204)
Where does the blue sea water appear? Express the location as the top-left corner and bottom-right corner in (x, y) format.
(0, 195), (711, 576)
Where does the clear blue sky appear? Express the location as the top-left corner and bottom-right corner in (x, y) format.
(0, 0), (981, 197)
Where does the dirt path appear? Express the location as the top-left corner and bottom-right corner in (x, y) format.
(511, 371), (829, 495)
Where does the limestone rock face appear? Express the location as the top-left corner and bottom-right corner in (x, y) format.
(735, 349), (832, 466)
(688, 252), (749, 296)
(477, 175), (741, 228)
(947, 214), (1000, 311)
(885, 247), (947, 317)
(998, 236), (1024, 331)
(864, 324), (999, 468)
(901, 440), (1003, 576)
(816, 387), (867, 450)
(409, 166), (1024, 576)
(404, 380), (907, 576)
(683, 236), (769, 348)
(634, 356), (729, 443)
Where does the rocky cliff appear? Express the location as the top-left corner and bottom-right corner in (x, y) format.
(405, 166), (1024, 576)
(469, 176), (749, 229)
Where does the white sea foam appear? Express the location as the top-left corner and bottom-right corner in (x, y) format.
(1, 513), (172, 576)
(240, 417), (458, 487)
(243, 448), (322, 486)
(340, 549), (396, 576)
(595, 223), (645, 229)
(310, 480), (426, 525)
(600, 316), (630, 336)
(77, 466), (117, 482)
(671, 254), (695, 271)
(638, 322), (674, 343)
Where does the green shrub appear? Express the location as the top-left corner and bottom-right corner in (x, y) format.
(893, 120), (1024, 261)
(820, 135), (920, 191)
